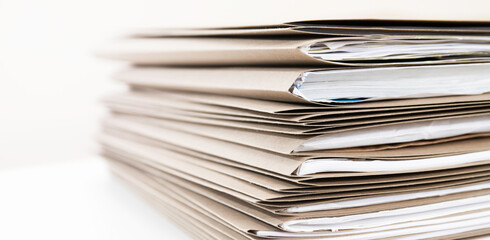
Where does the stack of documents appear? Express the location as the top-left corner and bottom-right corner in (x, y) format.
(98, 20), (490, 239)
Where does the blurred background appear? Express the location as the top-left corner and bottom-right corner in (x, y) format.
(0, 1), (489, 239)
(1, 0), (489, 170)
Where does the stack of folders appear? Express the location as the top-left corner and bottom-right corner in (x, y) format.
(98, 20), (490, 239)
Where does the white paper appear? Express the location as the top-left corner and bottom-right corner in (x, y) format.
(304, 39), (490, 61)
(295, 115), (490, 152)
(281, 194), (490, 232)
(298, 150), (490, 175)
(284, 181), (490, 213)
(257, 209), (490, 238)
(291, 62), (490, 103)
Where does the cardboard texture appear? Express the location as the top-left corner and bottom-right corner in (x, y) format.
(106, 113), (490, 154)
(98, 35), (490, 67)
(104, 90), (490, 127)
(99, 134), (490, 209)
(131, 20), (490, 37)
(102, 116), (490, 163)
(108, 158), (490, 239)
(114, 66), (490, 105)
(101, 127), (490, 187)
(98, 19), (490, 239)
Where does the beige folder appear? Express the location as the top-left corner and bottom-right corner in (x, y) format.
(106, 113), (490, 155)
(102, 115), (490, 162)
(107, 102), (490, 136)
(97, 20), (490, 67)
(102, 141), (490, 214)
(106, 95), (490, 130)
(109, 154), (490, 217)
(112, 65), (490, 104)
(108, 158), (490, 239)
(99, 132), (490, 206)
(102, 126), (490, 187)
(98, 18), (490, 240)
(131, 20), (490, 37)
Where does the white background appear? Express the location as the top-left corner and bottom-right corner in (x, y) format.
(0, 1), (489, 239)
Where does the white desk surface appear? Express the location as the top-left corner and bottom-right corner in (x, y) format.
(0, 157), (193, 240)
